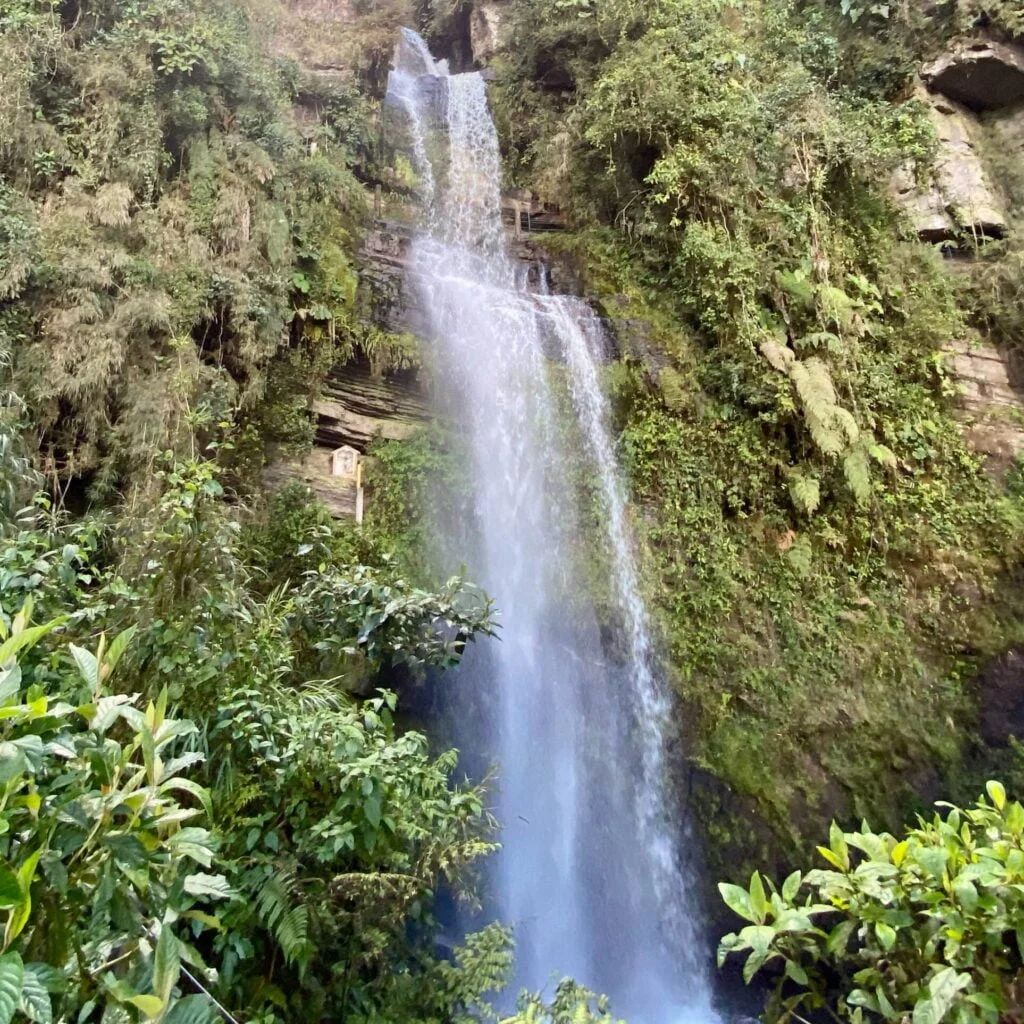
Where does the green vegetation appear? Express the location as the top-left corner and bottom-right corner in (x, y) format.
(488, 0), (1024, 858)
(6, 0), (1024, 1015)
(0, 444), (517, 1021)
(0, 0), (391, 497)
(719, 781), (1024, 1024)
(0, 0), (596, 1018)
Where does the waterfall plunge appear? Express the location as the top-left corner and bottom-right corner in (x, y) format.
(386, 31), (717, 1023)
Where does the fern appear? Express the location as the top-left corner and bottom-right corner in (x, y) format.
(255, 872), (314, 974)
(789, 472), (821, 515)
(760, 339), (795, 372)
(769, 354), (859, 457)
(843, 445), (872, 506)
(868, 441), (897, 469)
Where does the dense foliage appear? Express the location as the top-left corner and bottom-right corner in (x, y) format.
(0, 0), (411, 498)
(485, 0), (1024, 860)
(7, 0), (1024, 1016)
(0, 439), (522, 1022)
(719, 781), (1024, 1024)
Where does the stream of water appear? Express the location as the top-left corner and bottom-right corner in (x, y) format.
(386, 31), (717, 1022)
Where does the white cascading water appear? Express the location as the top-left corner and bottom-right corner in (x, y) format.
(386, 30), (717, 1022)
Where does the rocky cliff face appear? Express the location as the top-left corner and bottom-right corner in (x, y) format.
(266, 0), (572, 517)
(895, 38), (1024, 475)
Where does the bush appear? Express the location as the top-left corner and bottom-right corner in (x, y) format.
(718, 782), (1024, 1024)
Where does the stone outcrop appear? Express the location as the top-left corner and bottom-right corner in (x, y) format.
(892, 85), (1007, 243)
(264, 361), (428, 518)
(890, 162), (956, 241)
(923, 39), (1024, 111)
(263, 451), (360, 518)
(927, 92), (1007, 237)
(945, 337), (1024, 476)
(945, 337), (1024, 471)
(469, 0), (509, 63)
(892, 41), (1024, 472)
(889, 40), (1024, 245)
(314, 361), (428, 450)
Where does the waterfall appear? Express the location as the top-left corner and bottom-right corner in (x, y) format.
(386, 31), (716, 1023)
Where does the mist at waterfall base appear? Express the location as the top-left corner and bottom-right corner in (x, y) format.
(386, 31), (718, 1023)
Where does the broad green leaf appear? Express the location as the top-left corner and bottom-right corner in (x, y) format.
(718, 883), (756, 923)
(915, 846), (948, 879)
(126, 995), (164, 1019)
(817, 846), (846, 871)
(847, 830), (888, 862)
(5, 849), (41, 949)
(1006, 800), (1024, 835)
(848, 990), (880, 1013)
(876, 985), (897, 1018)
(364, 790), (382, 830)
(153, 926), (180, 1005)
(102, 625), (137, 678)
(829, 821), (850, 869)
(140, 726), (156, 786)
(738, 924), (775, 957)
(928, 967), (970, 1023)
(875, 922), (896, 951)
(0, 744), (27, 785)
(0, 623), (59, 671)
(182, 910), (222, 931)
(183, 874), (234, 900)
(748, 871), (767, 923)
(966, 992), (1001, 1021)
(23, 963), (62, 995)
(0, 952), (24, 1024)
(781, 870), (801, 903)
(784, 960), (808, 985)
(160, 778), (213, 822)
(952, 877), (978, 912)
(740, 923), (779, 983)
(912, 998), (936, 1024)
(162, 995), (219, 1024)
(17, 966), (50, 1024)
(828, 919), (855, 955)
(0, 870), (21, 910)
(84, 694), (136, 734)
(986, 780), (1007, 811)
(167, 829), (215, 868)
(717, 932), (743, 966)
(68, 645), (98, 693)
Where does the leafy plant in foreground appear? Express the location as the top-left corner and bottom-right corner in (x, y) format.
(0, 601), (228, 1023)
(718, 782), (1024, 1024)
(503, 980), (625, 1023)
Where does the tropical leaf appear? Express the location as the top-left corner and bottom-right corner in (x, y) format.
(183, 873), (234, 900)
(0, 952), (24, 1024)
(17, 965), (50, 1024)
(153, 926), (181, 1006)
(761, 339), (795, 373)
(843, 446), (871, 506)
(162, 995), (220, 1024)
(789, 472), (821, 515)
